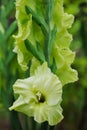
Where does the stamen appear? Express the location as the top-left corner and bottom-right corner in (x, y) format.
(36, 91), (45, 103)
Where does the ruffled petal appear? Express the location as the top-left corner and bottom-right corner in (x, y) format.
(9, 96), (35, 117)
(33, 62), (62, 105)
(46, 104), (63, 126)
(57, 64), (78, 85)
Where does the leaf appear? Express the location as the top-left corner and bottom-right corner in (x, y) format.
(36, 41), (45, 61)
(25, 5), (48, 35)
(50, 58), (57, 74)
(5, 21), (17, 40)
(49, 25), (57, 55)
(24, 39), (45, 63)
(50, 0), (54, 20)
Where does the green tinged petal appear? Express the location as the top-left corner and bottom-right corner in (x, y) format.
(13, 40), (32, 71)
(52, 0), (74, 30)
(34, 103), (63, 126)
(46, 104), (63, 126)
(55, 30), (73, 48)
(34, 103), (48, 123)
(57, 65), (78, 86)
(9, 96), (35, 117)
(30, 57), (40, 76)
(63, 13), (74, 29)
(52, 44), (75, 67)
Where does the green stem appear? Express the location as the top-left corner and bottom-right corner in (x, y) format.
(32, 120), (36, 130)
(5, 0), (15, 18)
(79, 2), (87, 56)
(24, 115), (29, 130)
(5, 21), (17, 41)
(44, 0), (51, 66)
(9, 110), (22, 130)
(30, 117), (36, 130)
(25, 6), (48, 35)
(39, 122), (48, 130)
(78, 4), (87, 130)
(48, 126), (55, 130)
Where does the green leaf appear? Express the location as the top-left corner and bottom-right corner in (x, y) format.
(24, 39), (45, 63)
(5, 21), (17, 40)
(6, 52), (16, 65)
(50, 58), (57, 74)
(25, 5), (48, 35)
(5, 0), (15, 17)
(50, 0), (54, 20)
(0, 59), (7, 77)
(36, 41), (45, 61)
(49, 25), (57, 55)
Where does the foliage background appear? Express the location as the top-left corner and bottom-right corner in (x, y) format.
(0, 0), (87, 130)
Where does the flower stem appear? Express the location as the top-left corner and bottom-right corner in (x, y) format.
(39, 122), (48, 130)
(9, 110), (22, 130)
(29, 117), (36, 130)
(24, 115), (29, 130)
(44, 0), (51, 66)
(48, 125), (55, 130)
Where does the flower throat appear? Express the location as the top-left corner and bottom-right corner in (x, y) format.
(36, 91), (45, 103)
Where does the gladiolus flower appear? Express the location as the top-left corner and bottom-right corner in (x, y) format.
(9, 62), (63, 125)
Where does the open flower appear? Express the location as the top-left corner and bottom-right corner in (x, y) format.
(9, 62), (63, 125)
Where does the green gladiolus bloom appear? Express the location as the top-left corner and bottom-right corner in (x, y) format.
(50, 0), (78, 85)
(13, 0), (32, 71)
(9, 62), (63, 125)
(13, 0), (45, 70)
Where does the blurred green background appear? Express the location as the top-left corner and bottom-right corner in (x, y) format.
(0, 0), (87, 130)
